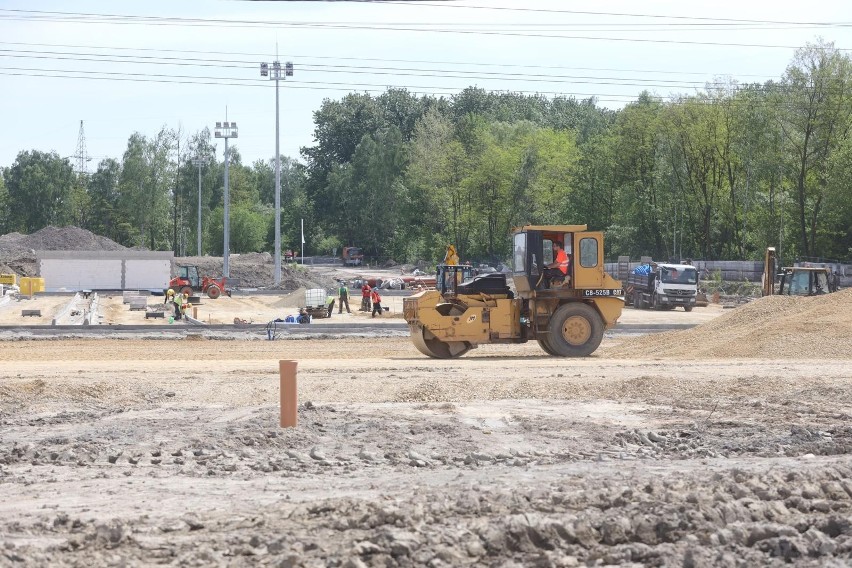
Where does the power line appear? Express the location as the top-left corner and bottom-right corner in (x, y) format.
(7, 6), (851, 26)
(0, 44), (829, 96)
(0, 40), (823, 79)
(1, 11), (847, 30)
(0, 9), (848, 51)
(374, 2), (852, 26)
(0, 50), (749, 88)
(0, 67), (640, 99)
(0, 60), (799, 96)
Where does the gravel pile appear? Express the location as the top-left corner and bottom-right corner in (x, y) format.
(0, 226), (126, 276)
(604, 288), (852, 359)
(0, 226), (338, 289)
(0, 226), (125, 255)
(175, 254), (338, 290)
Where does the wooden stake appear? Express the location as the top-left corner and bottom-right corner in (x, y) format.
(279, 360), (298, 428)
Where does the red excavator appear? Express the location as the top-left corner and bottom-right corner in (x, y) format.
(168, 265), (229, 299)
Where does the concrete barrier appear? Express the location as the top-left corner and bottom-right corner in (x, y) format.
(122, 291), (141, 304)
(84, 292), (100, 325)
(52, 292), (81, 325)
(182, 314), (206, 326)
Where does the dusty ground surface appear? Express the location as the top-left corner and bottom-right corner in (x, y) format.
(1, 292), (851, 566)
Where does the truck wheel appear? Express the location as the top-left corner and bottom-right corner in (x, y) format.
(683, 305), (693, 312)
(180, 286), (193, 297)
(537, 338), (558, 356)
(206, 285), (221, 299)
(547, 303), (604, 357)
(633, 290), (644, 309)
(409, 325), (472, 359)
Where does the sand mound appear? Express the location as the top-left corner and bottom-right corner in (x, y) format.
(603, 288), (852, 359)
(271, 287), (307, 308)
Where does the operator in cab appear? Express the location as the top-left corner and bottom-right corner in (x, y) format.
(543, 240), (570, 288)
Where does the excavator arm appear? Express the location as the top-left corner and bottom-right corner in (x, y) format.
(762, 247), (776, 296)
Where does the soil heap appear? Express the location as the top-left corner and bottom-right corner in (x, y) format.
(604, 288), (852, 359)
(0, 226), (338, 289)
(175, 253), (337, 290)
(0, 226), (125, 277)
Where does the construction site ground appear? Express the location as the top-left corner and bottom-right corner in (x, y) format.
(0, 289), (724, 327)
(1, 290), (851, 566)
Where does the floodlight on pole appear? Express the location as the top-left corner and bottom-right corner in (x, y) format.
(260, 58), (294, 286)
(214, 119), (238, 278)
(191, 156), (210, 256)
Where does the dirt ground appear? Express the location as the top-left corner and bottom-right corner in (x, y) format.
(1, 292), (851, 567)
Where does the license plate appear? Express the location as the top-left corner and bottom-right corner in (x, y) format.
(582, 289), (623, 297)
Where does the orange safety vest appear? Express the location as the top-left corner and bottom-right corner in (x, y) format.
(370, 290), (381, 304)
(555, 249), (569, 275)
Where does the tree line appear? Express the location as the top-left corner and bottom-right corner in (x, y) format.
(1, 41), (849, 266)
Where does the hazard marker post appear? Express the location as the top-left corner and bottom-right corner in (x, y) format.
(279, 360), (298, 428)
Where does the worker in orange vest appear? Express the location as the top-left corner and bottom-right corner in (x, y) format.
(370, 288), (382, 318)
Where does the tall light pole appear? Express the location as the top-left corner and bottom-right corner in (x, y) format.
(214, 120), (238, 278)
(191, 156), (209, 256)
(260, 59), (294, 286)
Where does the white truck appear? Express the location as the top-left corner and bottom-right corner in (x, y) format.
(624, 262), (699, 312)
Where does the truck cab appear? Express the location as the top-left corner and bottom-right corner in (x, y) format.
(342, 246), (363, 267)
(627, 262), (699, 311)
(178, 265), (200, 288)
(779, 267), (831, 296)
(654, 263), (699, 310)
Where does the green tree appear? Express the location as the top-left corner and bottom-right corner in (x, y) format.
(780, 41), (852, 257)
(515, 126), (579, 226)
(406, 107), (470, 261)
(206, 204), (269, 255)
(661, 94), (730, 260)
(0, 169), (9, 234)
(823, 133), (852, 257)
(4, 150), (75, 232)
(117, 129), (177, 249)
(728, 83), (786, 259)
(86, 158), (129, 244)
(462, 125), (516, 262)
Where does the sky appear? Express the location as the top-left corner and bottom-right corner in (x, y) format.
(1, 0), (851, 172)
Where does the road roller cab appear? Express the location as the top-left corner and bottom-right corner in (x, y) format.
(403, 225), (624, 358)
